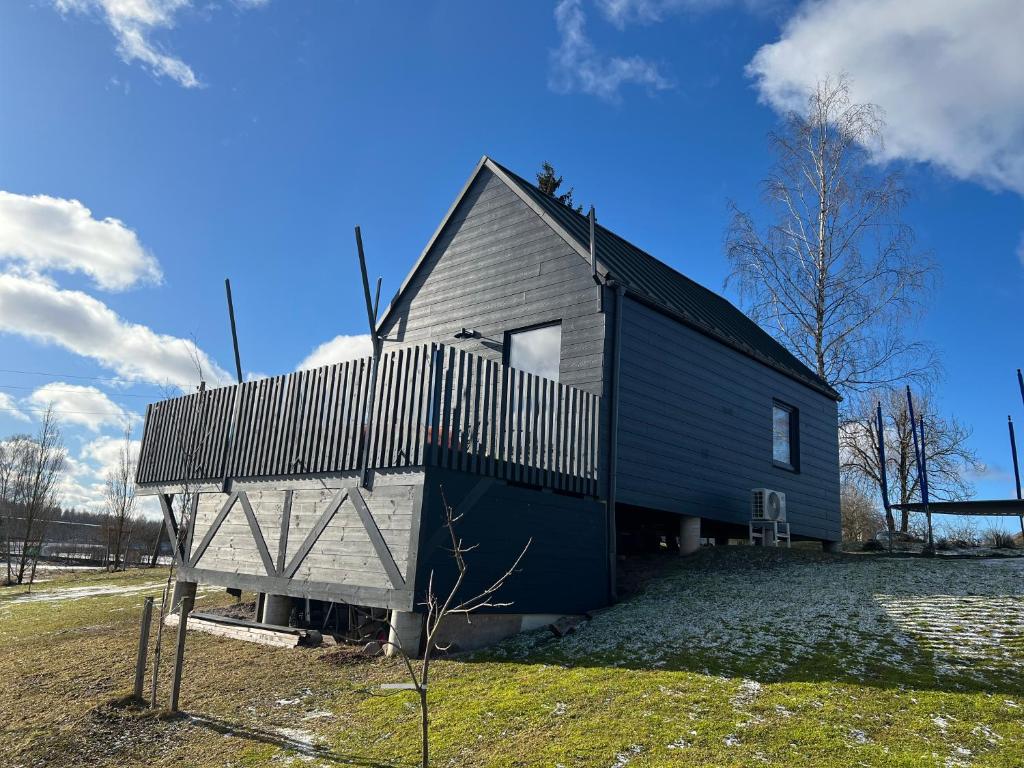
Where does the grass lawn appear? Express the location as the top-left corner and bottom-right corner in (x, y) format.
(2, 549), (1023, 767)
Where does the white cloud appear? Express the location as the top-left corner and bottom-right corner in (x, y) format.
(748, 0), (1024, 195)
(60, 432), (159, 515)
(55, 0), (200, 87)
(28, 382), (135, 432)
(550, 0), (673, 101)
(597, 0), (763, 27)
(80, 433), (141, 473)
(297, 334), (373, 371)
(53, 0), (269, 88)
(0, 273), (232, 390)
(0, 191), (162, 291)
(0, 392), (30, 422)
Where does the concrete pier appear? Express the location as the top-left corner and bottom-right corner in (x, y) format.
(678, 515), (701, 555)
(386, 610), (424, 657)
(262, 594), (293, 626)
(170, 579), (197, 614)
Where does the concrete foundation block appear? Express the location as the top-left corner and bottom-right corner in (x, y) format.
(679, 515), (701, 555)
(170, 580), (197, 614)
(262, 594), (292, 626)
(386, 610), (424, 657)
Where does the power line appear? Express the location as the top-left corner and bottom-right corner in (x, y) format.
(0, 368), (168, 388)
(0, 405), (139, 420)
(0, 383), (156, 399)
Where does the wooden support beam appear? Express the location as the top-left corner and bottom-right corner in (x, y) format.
(349, 487), (405, 588)
(189, 492), (238, 567)
(283, 489), (349, 579)
(276, 490), (293, 575)
(238, 491), (277, 577)
(159, 494), (183, 562)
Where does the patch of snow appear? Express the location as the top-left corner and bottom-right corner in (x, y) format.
(849, 729), (870, 744)
(7, 581), (165, 603)
(731, 679), (761, 708)
(495, 554), (1024, 687)
(275, 728), (319, 755)
(302, 710), (334, 721)
(610, 744), (643, 766)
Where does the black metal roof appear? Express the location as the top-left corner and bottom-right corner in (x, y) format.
(491, 159), (840, 400)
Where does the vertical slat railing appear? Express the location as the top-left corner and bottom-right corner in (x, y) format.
(136, 343), (600, 495)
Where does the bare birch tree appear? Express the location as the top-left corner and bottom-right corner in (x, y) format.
(840, 481), (885, 543)
(841, 389), (982, 533)
(103, 426), (139, 571)
(13, 408), (66, 585)
(726, 75), (937, 396)
(385, 488), (531, 768)
(0, 436), (31, 585)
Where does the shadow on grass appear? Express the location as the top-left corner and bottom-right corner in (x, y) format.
(458, 548), (1024, 698)
(186, 713), (402, 768)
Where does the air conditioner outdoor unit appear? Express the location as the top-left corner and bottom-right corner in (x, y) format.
(751, 488), (787, 522)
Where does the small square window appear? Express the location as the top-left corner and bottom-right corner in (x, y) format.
(772, 401), (799, 471)
(505, 323), (562, 381)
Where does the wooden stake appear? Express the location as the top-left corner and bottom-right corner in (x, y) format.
(169, 594), (194, 712)
(134, 596), (154, 701)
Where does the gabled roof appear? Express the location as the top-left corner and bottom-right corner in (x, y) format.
(378, 156), (840, 401)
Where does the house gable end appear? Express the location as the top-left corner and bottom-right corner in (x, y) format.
(376, 163), (607, 396)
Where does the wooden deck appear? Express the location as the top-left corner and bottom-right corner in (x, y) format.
(137, 343), (601, 496)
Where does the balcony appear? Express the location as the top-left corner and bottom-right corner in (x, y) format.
(137, 343), (601, 497)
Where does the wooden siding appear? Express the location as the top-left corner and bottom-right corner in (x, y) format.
(137, 344), (600, 496)
(179, 479), (423, 610)
(615, 297), (841, 541)
(416, 467), (609, 615)
(377, 166), (608, 397)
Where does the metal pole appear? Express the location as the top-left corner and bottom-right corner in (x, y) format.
(1010, 416), (1022, 500)
(355, 227), (381, 490)
(225, 279), (243, 384)
(876, 402), (894, 552)
(169, 593), (194, 712)
(906, 387), (932, 551)
(918, 415), (933, 550)
(1009, 416), (1024, 540)
(134, 596), (154, 701)
(1018, 368), (1024, 409)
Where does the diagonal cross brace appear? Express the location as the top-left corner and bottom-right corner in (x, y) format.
(189, 492), (238, 567)
(349, 487), (405, 588)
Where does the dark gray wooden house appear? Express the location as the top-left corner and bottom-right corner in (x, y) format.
(137, 156), (840, 650)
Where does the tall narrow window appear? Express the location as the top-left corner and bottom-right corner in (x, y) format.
(772, 401), (799, 471)
(506, 323), (562, 381)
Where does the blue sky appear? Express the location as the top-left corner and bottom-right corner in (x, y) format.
(0, 0), (1022, 524)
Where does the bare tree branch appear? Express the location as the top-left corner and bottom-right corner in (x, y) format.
(726, 75), (938, 397)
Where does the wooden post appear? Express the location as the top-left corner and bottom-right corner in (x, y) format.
(355, 226), (382, 490)
(133, 597), (154, 701)
(169, 594), (194, 713)
(225, 278), (243, 384)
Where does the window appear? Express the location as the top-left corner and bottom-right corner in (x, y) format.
(506, 322), (562, 381)
(772, 401), (799, 471)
